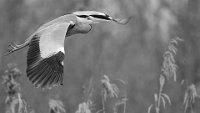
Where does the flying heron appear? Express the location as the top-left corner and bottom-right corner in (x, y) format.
(5, 11), (130, 89)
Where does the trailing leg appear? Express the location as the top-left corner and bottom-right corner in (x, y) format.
(4, 42), (29, 55)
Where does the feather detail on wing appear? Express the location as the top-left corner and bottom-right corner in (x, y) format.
(26, 22), (73, 89)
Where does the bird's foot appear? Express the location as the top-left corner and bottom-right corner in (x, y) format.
(4, 43), (21, 55)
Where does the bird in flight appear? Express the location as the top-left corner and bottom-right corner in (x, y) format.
(5, 11), (130, 89)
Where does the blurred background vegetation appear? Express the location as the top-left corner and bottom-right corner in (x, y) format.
(0, 0), (200, 113)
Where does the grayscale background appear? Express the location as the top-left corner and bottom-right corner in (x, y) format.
(0, 0), (200, 113)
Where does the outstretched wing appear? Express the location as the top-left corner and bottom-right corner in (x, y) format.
(27, 22), (74, 89)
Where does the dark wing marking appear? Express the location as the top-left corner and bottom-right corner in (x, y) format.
(26, 35), (64, 88)
(26, 22), (74, 89)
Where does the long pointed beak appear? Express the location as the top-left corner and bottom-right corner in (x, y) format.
(111, 16), (132, 25)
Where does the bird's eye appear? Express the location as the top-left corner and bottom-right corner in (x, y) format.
(105, 14), (110, 18)
(77, 15), (89, 18)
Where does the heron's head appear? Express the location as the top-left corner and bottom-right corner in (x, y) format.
(73, 11), (112, 24)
